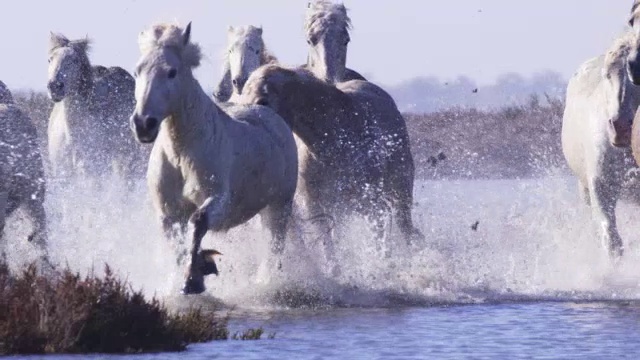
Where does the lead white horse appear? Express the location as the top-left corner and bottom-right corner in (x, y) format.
(302, 0), (366, 83)
(47, 33), (149, 182)
(562, 30), (640, 258)
(130, 22), (298, 295)
(213, 25), (278, 103)
(0, 81), (52, 268)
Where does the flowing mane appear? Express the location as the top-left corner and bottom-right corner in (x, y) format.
(304, 0), (352, 40)
(138, 23), (202, 68)
(603, 31), (635, 73)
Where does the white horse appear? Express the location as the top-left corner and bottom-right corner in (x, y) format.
(632, 1), (640, 166)
(562, 30), (640, 258)
(130, 22), (298, 295)
(302, 0), (366, 83)
(47, 32), (149, 181)
(241, 64), (424, 260)
(0, 81), (52, 268)
(213, 25), (278, 103)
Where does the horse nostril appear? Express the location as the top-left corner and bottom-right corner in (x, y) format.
(57, 82), (64, 90)
(145, 117), (158, 129)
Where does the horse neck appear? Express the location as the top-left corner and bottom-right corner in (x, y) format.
(166, 75), (221, 147)
(281, 77), (346, 149)
(56, 84), (94, 128)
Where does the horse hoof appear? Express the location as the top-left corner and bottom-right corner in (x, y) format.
(181, 278), (206, 295)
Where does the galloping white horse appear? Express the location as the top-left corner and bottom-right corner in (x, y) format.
(241, 64), (424, 259)
(130, 22), (298, 295)
(562, 30), (640, 258)
(302, 0), (366, 83)
(0, 81), (52, 268)
(213, 25), (278, 103)
(626, 1), (640, 166)
(47, 32), (148, 181)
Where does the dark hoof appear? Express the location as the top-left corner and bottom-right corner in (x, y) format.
(200, 249), (221, 276)
(181, 277), (205, 295)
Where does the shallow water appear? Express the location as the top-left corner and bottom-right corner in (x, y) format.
(5, 171), (640, 358)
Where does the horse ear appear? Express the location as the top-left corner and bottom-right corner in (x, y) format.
(256, 26), (263, 35)
(227, 25), (235, 33)
(182, 21), (192, 45)
(49, 32), (69, 49)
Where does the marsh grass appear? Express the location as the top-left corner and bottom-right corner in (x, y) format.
(0, 262), (228, 355)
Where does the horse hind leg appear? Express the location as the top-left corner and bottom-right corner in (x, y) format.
(261, 199), (294, 257)
(388, 174), (425, 247)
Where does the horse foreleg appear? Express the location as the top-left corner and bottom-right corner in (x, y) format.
(161, 215), (190, 266)
(589, 179), (623, 258)
(182, 193), (230, 295)
(23, 197), (54, 272)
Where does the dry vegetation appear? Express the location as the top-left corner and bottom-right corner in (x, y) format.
(0, 262), (228, 355)
(406, 94), (567, 179)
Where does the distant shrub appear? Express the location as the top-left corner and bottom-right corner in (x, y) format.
(0, 263), (228, 355)
(404, 95), (566, 179)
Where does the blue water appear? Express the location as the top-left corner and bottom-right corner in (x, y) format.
(5, 175), (640, 358)
(12, 302), (640, 359)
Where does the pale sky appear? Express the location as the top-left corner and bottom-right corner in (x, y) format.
(1, 0), (633, 91)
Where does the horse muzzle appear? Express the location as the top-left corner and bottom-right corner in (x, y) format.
(47, 81), (65, 102)
(609, 117), (633, 148)
(131, 114), (160, 143)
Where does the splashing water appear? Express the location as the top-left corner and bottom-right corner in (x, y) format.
(4, 168), (640, 310)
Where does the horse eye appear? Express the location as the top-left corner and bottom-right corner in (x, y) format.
(255, 49), (260, 55)
(308, 36), (318, 46)
(256, 98), (269, 106)
(167, 68), (177, 79)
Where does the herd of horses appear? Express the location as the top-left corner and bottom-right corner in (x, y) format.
(3, 1), (640, 295)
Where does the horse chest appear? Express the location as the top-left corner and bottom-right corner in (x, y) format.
(178, 163), (217, 205)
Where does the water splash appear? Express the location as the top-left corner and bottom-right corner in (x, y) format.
(4, 168), (640, 310)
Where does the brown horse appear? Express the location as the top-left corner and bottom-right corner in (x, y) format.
(240, 64), (424, 260)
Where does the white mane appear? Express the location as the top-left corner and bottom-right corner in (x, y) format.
(304, 0), (352, 39)
(603, 31), (636, 75)
(48, 32), (92, 55)
(138, 23), (202, 68)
